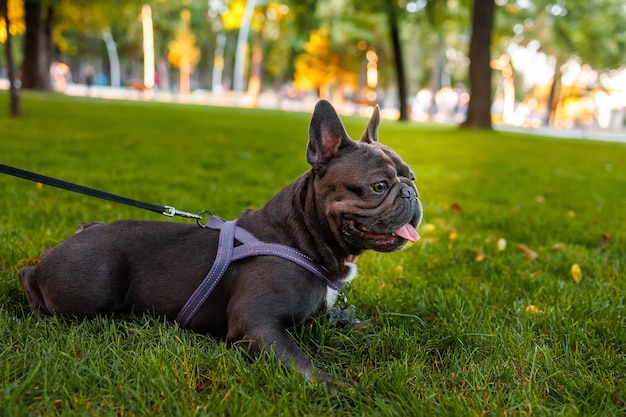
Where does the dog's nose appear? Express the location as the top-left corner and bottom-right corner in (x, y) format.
(400, 186), (417, 200)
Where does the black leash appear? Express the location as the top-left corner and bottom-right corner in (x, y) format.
(0, 163), (203, 220)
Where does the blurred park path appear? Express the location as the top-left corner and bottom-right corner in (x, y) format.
(2, 78), (624, 143)
(494, 124), (626, 143)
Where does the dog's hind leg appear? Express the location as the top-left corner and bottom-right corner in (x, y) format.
(18, 267), (52, 318)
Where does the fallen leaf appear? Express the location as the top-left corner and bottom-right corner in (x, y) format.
(525, 305), (543, 315)
(600, 233), (610, 246)
(551, 242), (565, 251)
(36, 182), (43, 191)
(423, 223), (436, 233)
(16, 257), (40, 268)
(449, 202), (463, 214)
(567, 211), (576, 218)
(516, 243), (538, 260)
(496, 238), (507, 251)
(448, 231), (458, 240)
(534, 195), (545, 204)
(570, 263), (582, 283)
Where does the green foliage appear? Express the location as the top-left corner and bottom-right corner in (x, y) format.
(503, 0), (626, 71)
(550, 0), (626, 70)
(1, 92), (625, 415)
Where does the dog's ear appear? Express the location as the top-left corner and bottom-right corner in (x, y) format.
(307, 100), (353, 168)
(360, 105), (380, 144)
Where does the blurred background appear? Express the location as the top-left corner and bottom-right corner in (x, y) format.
(1, 0), (625, 131)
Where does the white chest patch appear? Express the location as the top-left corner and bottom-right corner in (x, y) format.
(325, 262), (358, 309)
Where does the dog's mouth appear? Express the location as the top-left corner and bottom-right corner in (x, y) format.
(342, 218), (420, 252)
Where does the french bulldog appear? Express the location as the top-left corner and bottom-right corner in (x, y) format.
(18, 100), (422, 385)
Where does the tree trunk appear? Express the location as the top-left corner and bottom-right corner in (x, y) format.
(21, 0), (50, 90)
(180, 63), (191, 95)
(545, 58), (563, 126)
(43, 3), (54, 79)
(385, 0), (409, 121)
(1, 0), (21, 116)
(246, 29), (264, 107)
(0, 0), (22, 117)
(461, 0), (495, 130)
(428, 35), (445, 119)
(157, 57), (170, 91)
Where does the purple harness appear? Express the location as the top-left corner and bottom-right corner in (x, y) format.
(176, 216), (343, 327)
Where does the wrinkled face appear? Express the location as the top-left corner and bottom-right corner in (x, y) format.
(316, 141), (422, 254)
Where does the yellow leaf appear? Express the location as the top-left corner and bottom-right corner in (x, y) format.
(424, 223), (436, 233)
(36, 182), (43, 191)
(516, 243), (538, 260)
(448, 231), (458, 240)
(525, 305), (543, 315)
(570, 263), (582, 283)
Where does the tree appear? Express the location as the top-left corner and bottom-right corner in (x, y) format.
(294, 25), (338, 98)
(461, 0), (495, 129)
(294, 0), (409, 116)
(17, 0), (146, 91)
(168, 9), (200, 95)
(343, 0), (410, 119)
(1, 0), (21, 116)
(384, 0), (408, 120)
(539, 0), (626, 125)
(485, 0), (626, 127)
(20, 0), (52, 89)
(144, 0), (212, 91)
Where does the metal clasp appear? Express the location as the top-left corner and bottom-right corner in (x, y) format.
(163, 206), (203, 220)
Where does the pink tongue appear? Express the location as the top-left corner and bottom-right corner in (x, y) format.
(395, 224), (420, 242)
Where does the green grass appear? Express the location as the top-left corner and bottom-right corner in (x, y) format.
(1, 91), (625, 416)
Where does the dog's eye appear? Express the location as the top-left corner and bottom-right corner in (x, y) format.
(371, 181), (388, 193)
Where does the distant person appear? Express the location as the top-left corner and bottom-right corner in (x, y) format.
(85, 66), (94, 89)
(50, 62), (71, 92)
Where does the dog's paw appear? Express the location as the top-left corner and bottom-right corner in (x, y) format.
(327, 305), (378, 332)
(311, 369), (356, 394)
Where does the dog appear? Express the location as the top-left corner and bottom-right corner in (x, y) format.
(18, 100), (422, 385)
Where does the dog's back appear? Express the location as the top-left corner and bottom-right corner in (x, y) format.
(18, 220), (215, 320)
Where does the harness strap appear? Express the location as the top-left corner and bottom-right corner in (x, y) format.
(176, 219), (238, 327)
(176, 216), (342, 327)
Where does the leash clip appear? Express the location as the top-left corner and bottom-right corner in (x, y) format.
(163, 206), (203, 220)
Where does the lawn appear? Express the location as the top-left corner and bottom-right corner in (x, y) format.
(1, 91), (625, 416)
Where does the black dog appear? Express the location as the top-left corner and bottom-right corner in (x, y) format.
(19, 100), (422, 384)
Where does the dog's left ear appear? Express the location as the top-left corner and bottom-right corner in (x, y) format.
(360, 105), (380, 144)
(307, 100), (353, 168)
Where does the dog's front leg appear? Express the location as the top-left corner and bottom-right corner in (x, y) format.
(228, 325), (334, 385)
